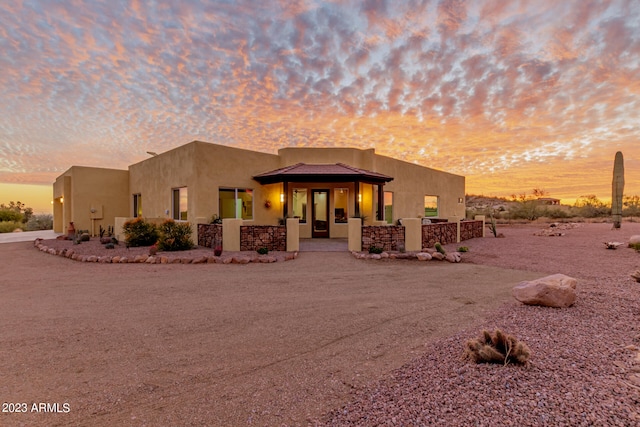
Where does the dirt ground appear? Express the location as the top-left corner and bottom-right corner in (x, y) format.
(1, 222), (638, 426)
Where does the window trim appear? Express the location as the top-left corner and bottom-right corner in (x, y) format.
(219, 187), (254, 220)
(172, 187), (188, 221)
(132, 193), (142, 218)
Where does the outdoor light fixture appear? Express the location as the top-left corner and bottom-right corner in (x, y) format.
(458, 197), (464, 203)
(280, 193), (285, 203)
(358, 194), (362, 202)
(60, 197), (64, 203)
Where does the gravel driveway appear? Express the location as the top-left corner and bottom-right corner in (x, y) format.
(1, 222), (639, 426)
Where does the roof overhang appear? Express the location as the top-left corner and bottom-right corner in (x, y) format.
(253, 163), (394, 185)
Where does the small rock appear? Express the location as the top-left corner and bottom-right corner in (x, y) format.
(628, 374), (640, 387)
(445, 252), (462, 263)
(416, 252), (432, 261)
(134, 255), (148, 263)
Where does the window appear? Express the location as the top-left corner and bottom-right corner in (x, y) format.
(219, 188), (253, 220)
(384, 191), (393, 224)
(172, 187), (188, 221)
(334, 188), (348, 223)
(375, 189), (394, 223)
(292, 189), (307, 223)
(424, 195), (438, 217)
(133, 194), (142, 218)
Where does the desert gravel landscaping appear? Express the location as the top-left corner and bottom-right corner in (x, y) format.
(1, 222), (640, 426)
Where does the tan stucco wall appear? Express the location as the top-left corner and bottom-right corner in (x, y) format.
(54, 141), (465, 240)
(128, 141), (282, 225)
(278, 147), (376, 170)
(373, 154), (466, 221)
(52, 166), (130, 234)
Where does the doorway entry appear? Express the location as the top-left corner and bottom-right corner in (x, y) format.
(312, 189), (329, 238)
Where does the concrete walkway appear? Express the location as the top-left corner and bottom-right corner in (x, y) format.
(299, 238), (348, 252)
(0, 230), (60, 244)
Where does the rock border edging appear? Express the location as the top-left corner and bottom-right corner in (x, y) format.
(33, 238), (298, 264)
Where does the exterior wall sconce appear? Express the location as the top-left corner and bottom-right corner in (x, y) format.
(358, 193), (362, 203)
(60, 197), (64, 203)
(458, 197), (464, 203)
(280, 193), (285, 203)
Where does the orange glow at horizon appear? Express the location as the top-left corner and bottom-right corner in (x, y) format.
(0, 0), (638, 207)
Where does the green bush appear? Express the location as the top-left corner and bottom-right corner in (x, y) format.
(0, 209), (23, 222)
(0, 221), (24, 233)
(257, 247), (269, 255)
(26, 214), (53, 231)
(122, 218), (159, 247)
(368, 245), (383, 254)
(157, 220), (194, 251)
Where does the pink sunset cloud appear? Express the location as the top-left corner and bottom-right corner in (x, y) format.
(0, 0), (638, 205)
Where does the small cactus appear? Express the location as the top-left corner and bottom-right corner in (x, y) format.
(435, 242), (446, 254)
(465, 329), (531, 366)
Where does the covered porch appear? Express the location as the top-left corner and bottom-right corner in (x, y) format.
(253, 163), (393, 238)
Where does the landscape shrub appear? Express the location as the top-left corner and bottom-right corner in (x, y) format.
(0, 209), (23, 223)
(542, 208), (571, 219)
(157, 219), (194, 251)
(122, 218), (159, 247)
(0, 221), (24, 233)
(26, 214), (53, 231)
(368, 245), (383, 254)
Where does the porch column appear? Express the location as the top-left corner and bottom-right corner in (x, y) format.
(282, 181), (289, 219)
(354, 181), (360, 217)
(377, 184), (384, 221)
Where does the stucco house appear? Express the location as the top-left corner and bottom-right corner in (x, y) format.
(53, 141), (466, 240)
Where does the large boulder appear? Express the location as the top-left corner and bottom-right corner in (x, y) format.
(513, 274), (577, 308)
(630, 235), (640, 245)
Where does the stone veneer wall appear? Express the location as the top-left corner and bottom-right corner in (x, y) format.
(422, 222), (458, 248)
(198, 223), (222, 248)
(362, 225), (405, 251)
(240, 225), (286, 251)
(460, 220), (484, 241)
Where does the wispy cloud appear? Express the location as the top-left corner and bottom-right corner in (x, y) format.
(0, 0), (638, 201)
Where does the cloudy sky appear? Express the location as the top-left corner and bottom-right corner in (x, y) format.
(1, 0), (639, 212)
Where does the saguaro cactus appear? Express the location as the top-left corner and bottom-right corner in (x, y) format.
(612, 151), (625, 228)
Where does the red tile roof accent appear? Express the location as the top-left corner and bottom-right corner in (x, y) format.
(253, 163), (393, 184)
